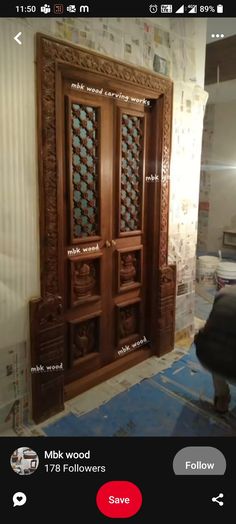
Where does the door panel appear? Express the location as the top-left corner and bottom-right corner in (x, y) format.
(63, 88), (113, 383)
(63, 83), (149, 383)
(112, 103), (146, 355)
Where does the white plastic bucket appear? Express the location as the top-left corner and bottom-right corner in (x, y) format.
(216, 261), (236, 290)
(196, 256), (219, 286)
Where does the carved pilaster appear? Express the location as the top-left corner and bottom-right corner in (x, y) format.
(156, 265), (176, 356)
(30, 295), (65, 423)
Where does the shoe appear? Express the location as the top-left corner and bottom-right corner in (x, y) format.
(214, 394), (231, 414)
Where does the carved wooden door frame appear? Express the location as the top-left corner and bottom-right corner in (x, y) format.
(30, 33), (176, 423)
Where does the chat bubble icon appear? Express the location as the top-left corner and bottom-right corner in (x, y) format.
(13, 492), (27, 507)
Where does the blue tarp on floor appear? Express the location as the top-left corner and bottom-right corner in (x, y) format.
(43, 344), (236, 437)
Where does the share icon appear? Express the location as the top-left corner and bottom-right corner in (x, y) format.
(212, 493), (224, 507)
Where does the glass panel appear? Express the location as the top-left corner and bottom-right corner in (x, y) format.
(71, 103), (99, 239)
(120, 114), (143, 232)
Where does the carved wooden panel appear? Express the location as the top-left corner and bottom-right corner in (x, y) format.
(70, 256), (100, 306)
(156, 265), (176, 355)
(120, 113), (144, 233)
(116, 300), (141, 343)
(159, 92), (172, 267)
(118, 247), (142, 292)
(69, 316), (99, 366)
(29, 295), (65, 423)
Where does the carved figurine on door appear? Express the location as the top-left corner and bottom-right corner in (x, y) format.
(120, 307), (136, 338)
(73, 320), (95, 360)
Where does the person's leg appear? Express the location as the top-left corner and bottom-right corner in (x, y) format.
(212, 374), (231, 413)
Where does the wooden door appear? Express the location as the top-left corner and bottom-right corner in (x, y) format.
(112, 102), (148, 361)
(62, 81), (150, 386)
(30, 34), (176, 423)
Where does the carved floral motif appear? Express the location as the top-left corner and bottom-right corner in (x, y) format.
(38, 294), (63, 326)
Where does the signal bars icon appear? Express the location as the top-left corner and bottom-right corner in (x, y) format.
(175, 5), (184, 13)
(175, 5), (198, 13)
(188, 5), (197, 13)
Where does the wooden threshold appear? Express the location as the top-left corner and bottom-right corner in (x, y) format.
(64, 347), (153, 401)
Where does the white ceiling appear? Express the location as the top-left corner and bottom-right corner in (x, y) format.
(207, 17), (236, 43)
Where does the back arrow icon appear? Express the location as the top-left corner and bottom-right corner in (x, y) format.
(14, 32), (22, 45)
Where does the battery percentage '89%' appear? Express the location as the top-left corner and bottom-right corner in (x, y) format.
(200, 6), (215, 12)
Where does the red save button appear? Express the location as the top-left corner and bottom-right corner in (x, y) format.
(96, 480), (142, 518)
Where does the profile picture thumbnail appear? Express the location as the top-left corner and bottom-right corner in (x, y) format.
(10, 447), (39, 476)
